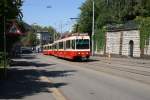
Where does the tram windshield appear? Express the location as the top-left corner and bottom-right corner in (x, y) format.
(76, 39), (89, 49)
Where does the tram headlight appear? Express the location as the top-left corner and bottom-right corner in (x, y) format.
(78, 52), (80, 54)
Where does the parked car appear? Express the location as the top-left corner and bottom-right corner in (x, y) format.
(21, 47), (33, 54)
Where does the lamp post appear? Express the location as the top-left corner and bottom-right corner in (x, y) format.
(92, 0), (95, 56)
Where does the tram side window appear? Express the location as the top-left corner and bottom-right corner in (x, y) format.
(52, 45), (54, 49)
(59, 42), (63, 49)
(48, 46), (50, 50)
(66, 40), (71, 49)
(56, 43), (58, 50)
(72, 40), (75, 49)
(64, 41), (66, 50)
(54, 44), (56, 49)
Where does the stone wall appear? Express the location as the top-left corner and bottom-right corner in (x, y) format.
(106, 32), (121, 55)
(122, 30), (140, 57)
(106, 30), (141, 57)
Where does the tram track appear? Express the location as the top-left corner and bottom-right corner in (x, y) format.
(74, 59), (150, 76)
(63, 57), (150, 84)
(41, 54), (150, 84)
(49, 55), (150, 77)
(92, 56), (150, 68)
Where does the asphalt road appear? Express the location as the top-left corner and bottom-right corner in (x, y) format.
(1, 53), (150, 100)
(36, 54), (150, 100)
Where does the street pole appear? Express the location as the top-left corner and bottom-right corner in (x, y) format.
(53, 30), (55, 42)
(60, 22), (62, 36)
(92, 0), (95, 56)
(3, 16), (7, 78)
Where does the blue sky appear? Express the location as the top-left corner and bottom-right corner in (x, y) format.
(22, 0), (85, 32)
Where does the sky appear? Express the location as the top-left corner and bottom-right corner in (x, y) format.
(22, 0), (85, 32)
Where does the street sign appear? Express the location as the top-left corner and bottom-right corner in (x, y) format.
(8, 22), (22, 35)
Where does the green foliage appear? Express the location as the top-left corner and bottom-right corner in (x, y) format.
(31, 24), (56, 33)
(0, 0), (23, 52)
(94, 27), (106, 50)
(31, 24), (60, 39)
(0, 0), (23, 31)
(135, 16), (150, 49)
(21, 32), (37, 46)
(20, 24), (59, 47)
(76, 0), (150, 51)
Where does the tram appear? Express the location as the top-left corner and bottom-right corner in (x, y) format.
(43, 33), (91, 60)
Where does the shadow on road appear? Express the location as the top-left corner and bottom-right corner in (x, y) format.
(72, 58), (100, 62)
(10, 60), (56, 67)
(0, 58), (76, 99)
(40, 70), (77, 78)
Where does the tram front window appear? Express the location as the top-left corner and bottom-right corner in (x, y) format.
(76, 39), (89, 49)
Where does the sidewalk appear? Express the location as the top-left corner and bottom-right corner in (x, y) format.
(0, 54), (64, 100)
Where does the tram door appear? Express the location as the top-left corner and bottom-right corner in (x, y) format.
(129, 40), (134, 57)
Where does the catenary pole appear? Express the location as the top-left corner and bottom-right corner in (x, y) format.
(92, 0), (95, 56)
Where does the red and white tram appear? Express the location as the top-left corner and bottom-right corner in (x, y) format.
(43, 33), (90, 60)
(43, 44), (53, 55)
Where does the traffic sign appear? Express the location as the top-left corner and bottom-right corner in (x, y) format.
(8, 22), (22, 35)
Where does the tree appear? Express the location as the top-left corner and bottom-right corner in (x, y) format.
(0, 0), (23, 52)
(21, 32), (37, 47)
(135, 16), (150, 54)
(76, 0), (150, 51)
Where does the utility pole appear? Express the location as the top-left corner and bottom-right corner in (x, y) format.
(92, 0), (95, 56)
(53, 29), (55, 42)
(3, 16), (7, 78)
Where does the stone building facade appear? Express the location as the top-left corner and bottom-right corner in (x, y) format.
(106, 29), (141, 57)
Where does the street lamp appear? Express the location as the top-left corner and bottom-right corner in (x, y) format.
(92, 0), (95, 56)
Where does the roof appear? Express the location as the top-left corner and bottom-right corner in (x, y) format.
(106, 21), (139, 32)
(61, 33), (89, 39)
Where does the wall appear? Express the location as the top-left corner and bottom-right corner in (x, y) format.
(122, 30), (140, 57)
(105, 30), (141, 57)
(106, 32), (121, 55)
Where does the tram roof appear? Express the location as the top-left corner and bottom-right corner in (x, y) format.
(61, 33), (89, 38)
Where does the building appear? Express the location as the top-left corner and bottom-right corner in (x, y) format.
(36, 31), (53, 52)
(105, 29), (141, 57)
(105, 22), (141, 57)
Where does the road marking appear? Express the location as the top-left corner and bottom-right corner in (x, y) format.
(39, 76), (67, 100)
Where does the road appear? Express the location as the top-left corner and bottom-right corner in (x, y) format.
(36, 54), (150, 100)
(1, 53), (150, 100)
